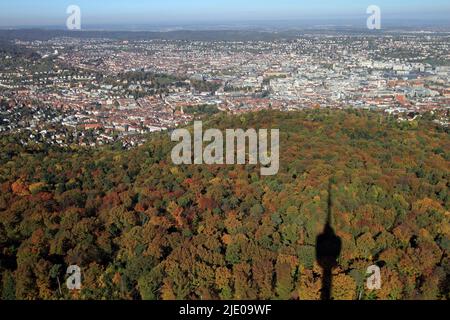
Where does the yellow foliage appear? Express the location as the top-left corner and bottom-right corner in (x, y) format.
(332, 273), (357, 300)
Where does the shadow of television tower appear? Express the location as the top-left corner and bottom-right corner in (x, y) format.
(316, 179), (342, 300)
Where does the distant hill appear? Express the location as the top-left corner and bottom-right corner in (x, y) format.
(0, 29), (297, 42)
(0, 28), (402, 42)
(0, 39), (39, 59)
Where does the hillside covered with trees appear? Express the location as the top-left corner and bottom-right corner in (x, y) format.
(0, 110), (449, 300)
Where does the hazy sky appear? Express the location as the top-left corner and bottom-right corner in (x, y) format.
(0, 0), (449, 27)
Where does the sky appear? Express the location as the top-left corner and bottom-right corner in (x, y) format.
(0, 0), (449, 28)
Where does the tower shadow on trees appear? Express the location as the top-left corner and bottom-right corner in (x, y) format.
(316, 180), (342, 300)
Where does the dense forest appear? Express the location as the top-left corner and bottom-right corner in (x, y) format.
(0, 110), (449, 300)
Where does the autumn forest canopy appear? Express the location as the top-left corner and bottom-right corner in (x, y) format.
(0, 109), (449, 300)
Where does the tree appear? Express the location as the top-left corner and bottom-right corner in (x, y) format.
(138, 266), (163, 300)
(331, 273), (357, 300)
